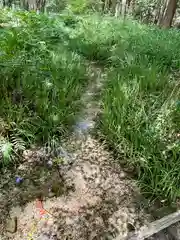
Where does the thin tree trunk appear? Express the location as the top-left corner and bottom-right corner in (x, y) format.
(121, 0), (127, 18)
(111, 0), (117, 14)
(36, 0), (46, 12)
(115, 0), (121, 17)
(2, 0), (13, 7)
(126, 0), (133, 15)
(103, 0), (110, 12)
(129, 0), (135, 15)
(159, 0), (177, 28)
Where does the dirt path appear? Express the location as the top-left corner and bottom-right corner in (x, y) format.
(0, 63), (158, 240)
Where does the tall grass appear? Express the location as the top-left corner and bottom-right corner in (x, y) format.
(0, 10), (88, 165)
(2, 9), (180, 201)
(69, 14), (180, 201)
(101, 66), (180, 201)
(105, 22), (180, 201)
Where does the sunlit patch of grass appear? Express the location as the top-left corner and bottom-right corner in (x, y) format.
(68, 14), (180, 69)
(69, 14), (180, 201)
(1, 9), (180, 202)
(100, 52), (180, 201)
(101, 67), (180, 199)
(0, 10), (88, 166)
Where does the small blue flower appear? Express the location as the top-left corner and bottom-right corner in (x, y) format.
(15, 176), (23, 184)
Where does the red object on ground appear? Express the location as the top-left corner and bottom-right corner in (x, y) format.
(35, 199), (46, 216)
(39, 209), (46, 216)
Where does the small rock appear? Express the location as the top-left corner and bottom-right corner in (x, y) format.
(119, 171), (127, 179)
(48, 191), (56, 198)
(47, 160), (53, 167)
(6, 217), (17, 233)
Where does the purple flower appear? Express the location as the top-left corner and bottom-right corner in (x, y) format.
(15, 176), (23, 184)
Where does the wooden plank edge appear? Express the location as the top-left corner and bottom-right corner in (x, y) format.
(114, 210), (180, 240)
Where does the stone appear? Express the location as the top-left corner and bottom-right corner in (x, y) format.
(6, 217), (17, 233)
(119, 171), (127, 179)
(48, 191), (56, 198)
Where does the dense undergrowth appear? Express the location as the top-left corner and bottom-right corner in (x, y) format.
(1, 9), (180, 201)
(0, 9), (88, 165)
(67, 15), (180, 201)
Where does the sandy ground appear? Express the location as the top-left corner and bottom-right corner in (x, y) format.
(1, 135), (150, 240)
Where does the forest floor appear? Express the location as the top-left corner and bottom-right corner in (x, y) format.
(1, 9), (180, 240)
(0, 63), (149, 240)
(0, 63), (173, 240)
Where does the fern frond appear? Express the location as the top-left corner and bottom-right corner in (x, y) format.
(0, 136), (13, 165)
(10, 134), (26, 153)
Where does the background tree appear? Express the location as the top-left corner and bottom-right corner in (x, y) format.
(159, 0), (177, 28)
(2, 0), (13, 7)
(0, 0), (179, 27)
(21, 0), (46, 11)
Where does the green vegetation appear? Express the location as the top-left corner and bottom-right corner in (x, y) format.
(68, 15), (180, 201)
(1, 8), (180, 202)
(0, 10), (88, 165)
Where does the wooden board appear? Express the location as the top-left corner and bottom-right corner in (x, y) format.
(114, 210), (180, 240)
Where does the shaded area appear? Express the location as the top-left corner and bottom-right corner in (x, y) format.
(0, 147), (75, 228)
(0, 10), (88, 168)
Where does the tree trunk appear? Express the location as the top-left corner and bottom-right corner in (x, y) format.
(111, 0), (117, 14)
(36, 0), (46, 12)
(121, 0), (127, 18)
(115, 0), (121, 17)
(159, 0), (177, 28)
(21, 0), (46, 11)
(128, 0), (135, 15)
(126, 0), (131, 15)
(103, 0), (110, 13)
(2, 0), (13, 7)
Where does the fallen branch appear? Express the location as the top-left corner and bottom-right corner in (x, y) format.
(115, 210), (180, 240)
